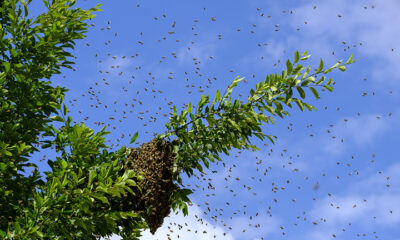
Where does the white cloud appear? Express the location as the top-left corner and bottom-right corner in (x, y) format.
(310, 195), (372, 226)
(305, 162), (400, 239)
(140, 204), (234, 240)
(103, 203), (234, 240)
(322, 113), (392, 155)
(248, 0), (400, 86)
(290, 0), (400, 86)
(307, 192), (400, 238)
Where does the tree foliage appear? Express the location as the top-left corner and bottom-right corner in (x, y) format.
(0, 0), (355, 239)
(162, 51), (355, 215)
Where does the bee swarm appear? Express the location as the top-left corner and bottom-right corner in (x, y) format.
(121, 138), (178, 234)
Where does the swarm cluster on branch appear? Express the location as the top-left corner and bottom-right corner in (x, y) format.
(119, 138), (178, 234)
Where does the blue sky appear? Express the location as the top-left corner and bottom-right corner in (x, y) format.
(26, 0), (400, 239)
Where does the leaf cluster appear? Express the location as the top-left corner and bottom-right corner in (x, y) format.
(163, 51), (355, 212)
(0, 1), (150, 239)
(0, 0), (356, 238)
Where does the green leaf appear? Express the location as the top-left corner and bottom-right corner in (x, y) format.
(2, 62), (10, 73)
(130, 132), (139, 144)
(304, 103), (315, 111)
(212, 90), (221, 106)
(301, 66), (311, 80)
(345, 54), (353, 64)
(21, 0), (28, 16)
(92, 193), (110, 205)
(309, 87), (320, 99)
(300, 54), (311, 60)
(273, 100), (283, 111)
(294, 99), (305, 111)
(296, 87), (306, 99)
(232, 76), (244, 86)
(316, 58), (324, 73)
(0, 72), (6, 81)
(294, 51), (300, 64)
(324, 85), (334, 92)
(264, 105), (276, 115)
(173, 145), (179, 154)
(49, 115), (64, 122)
(338, 65), (346, 72)
(292, 65), (304, 76)
(203, 158), (209, 168)
(266, 135), (275, 144)
(182, 204), (189, 216)
(331, 60), (342, 69)
(198, 94), (207, 110)
(36, 231), (44, 238)
(63, 104), (68, 115)
(88, 169), (96, 187)
(49, 101), (60, 110)
(301, 79), (311, 87)
(228, 119), (241, 132)
(206, 114), (215, 126)
(286, 60), (293, 75)
(60, 160), (68, 169)
(41, 143), (52, 149)
(306, 76), (315, 82)
(0, 162), (7, 171)
(315, 76), (325, 85)
(2, 150), (12, 156)
(223, 76), (244, 101)
(186, 102), (192, 113)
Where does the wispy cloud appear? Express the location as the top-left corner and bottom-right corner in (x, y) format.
(290, 0), (400, 86)
(139, 203), (234, 240)
(322, 112), (394, 155)
(246, 0), (400, 87)
(305, 162), (400, 239)
(104, 203), (234, 240)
